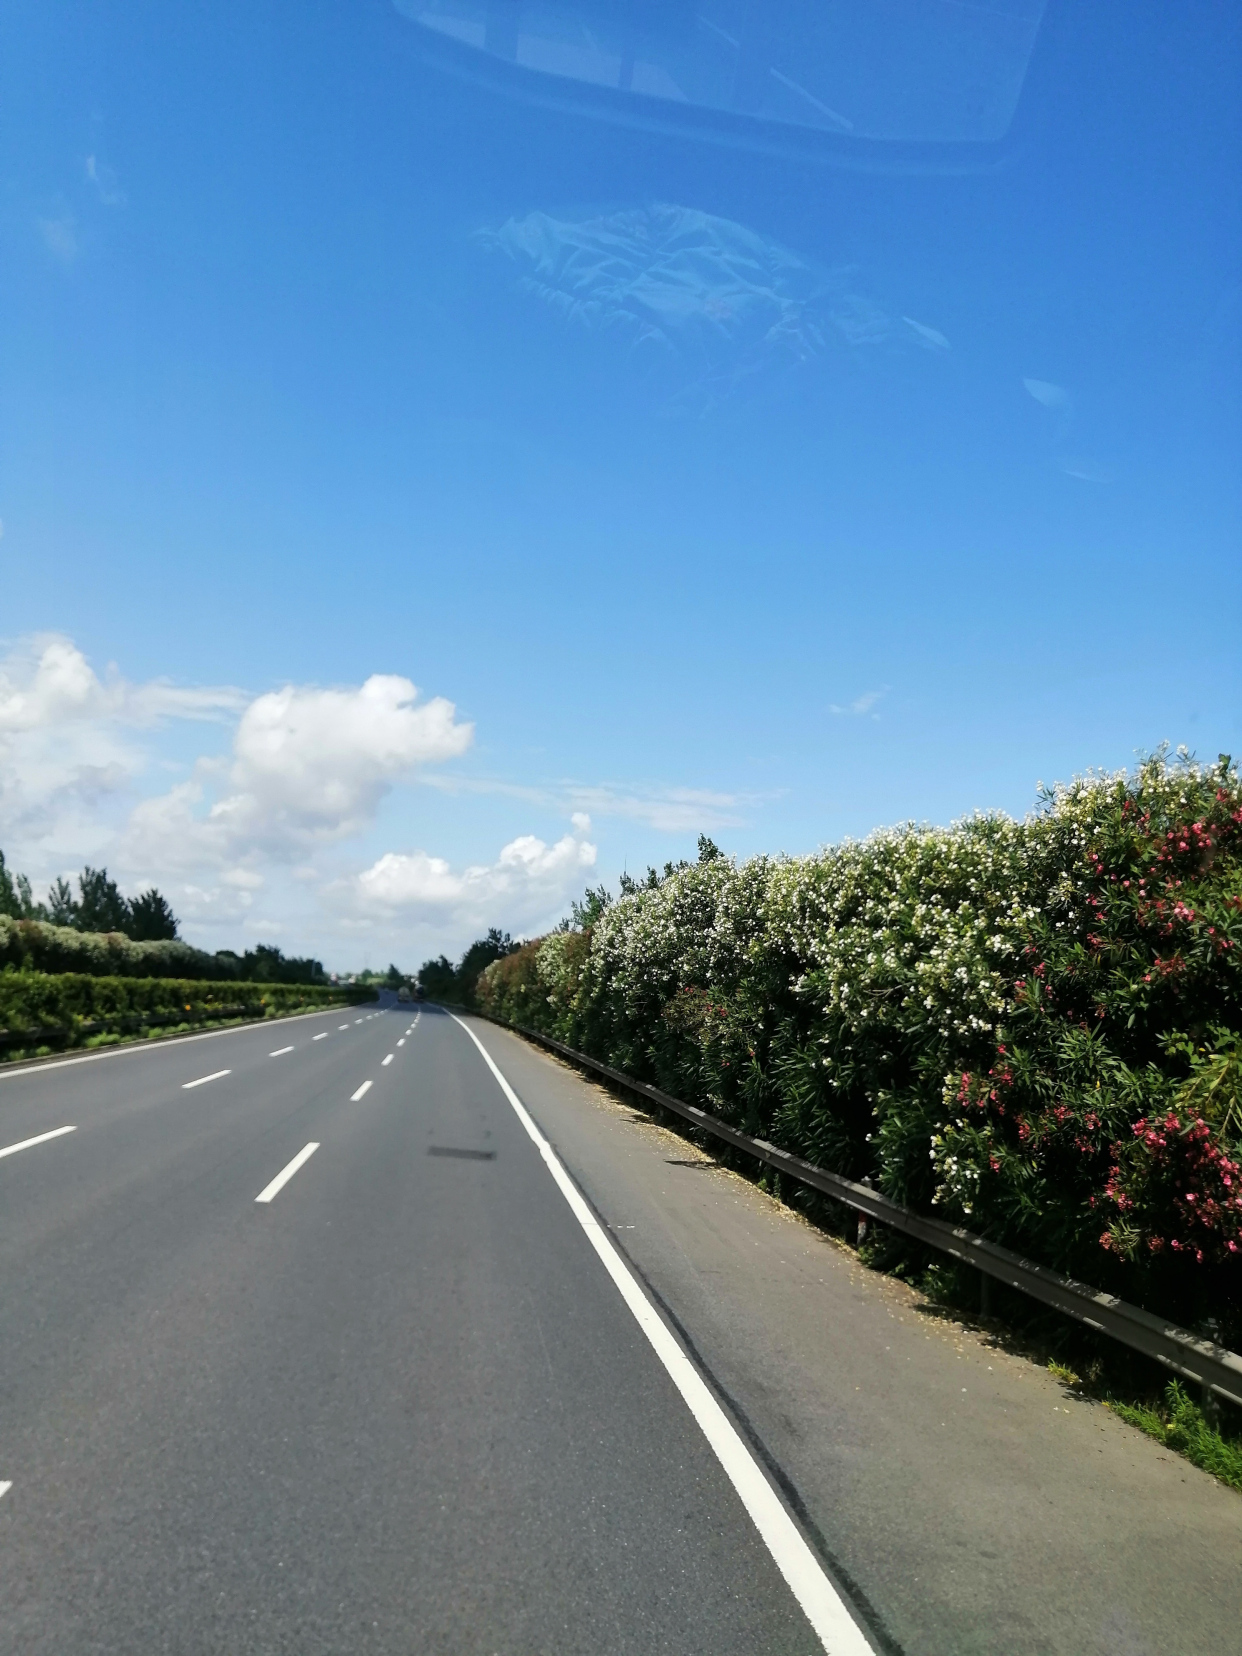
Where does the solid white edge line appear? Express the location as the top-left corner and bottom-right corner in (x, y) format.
(182, 1068), (231, 1090)
(450, 1015), (872, 1656)
(269, 1046), (294, 1057)
(255, 1141), (320, 1204)
(350, 1080), (373, 1101)
(313, 1032), (329, 1041)
(0, 1124), (77, 1161)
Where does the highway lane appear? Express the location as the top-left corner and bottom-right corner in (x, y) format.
(0, 998), (849, 1654)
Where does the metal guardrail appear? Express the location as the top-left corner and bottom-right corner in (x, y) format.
(481, 1015), (1242, 1409)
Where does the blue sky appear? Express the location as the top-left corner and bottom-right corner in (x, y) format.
(1, 1), (1239, 970)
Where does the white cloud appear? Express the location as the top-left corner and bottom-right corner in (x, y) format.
(0, 637), (244, 854)
(829, 687), (888, 718)
(220, 675), (473, 847)
(563, 784), (746, 832)
(0, 635), (243, 733)
(116, 673), (475, 898)
(1023, 377), (1069, 409)
(418, 772), (749, 832)
(38, 214), (78, 262)
(347, 819), (597, 935)
(1060, 457), (1113, 484)
(903, 316), (950, 350)
(85, 155), (126, 207)
(0, 639), (475, 942)
(0, 632), (760, 964)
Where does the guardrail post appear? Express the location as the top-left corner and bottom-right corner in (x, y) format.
(855, 1176), (873, 1247)
(488, 1016), (1242, 1408)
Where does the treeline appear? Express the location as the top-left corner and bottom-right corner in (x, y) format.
(417, 929), (519, 1006)
(1, 855), (180, 941)
(475, 754), (1242, 1344)
(0, 855), (328, 985)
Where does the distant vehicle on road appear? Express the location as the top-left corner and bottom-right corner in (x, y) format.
(397, 985), (412, 1003)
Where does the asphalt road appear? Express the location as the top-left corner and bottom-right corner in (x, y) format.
(0, 1000), (1238, 1654)
(0, 998), (851, 1655)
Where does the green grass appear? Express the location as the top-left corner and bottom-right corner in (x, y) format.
(1108, 1381), (1242, 1491)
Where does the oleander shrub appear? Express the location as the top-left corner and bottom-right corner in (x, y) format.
(478, 753), (1242, 1337)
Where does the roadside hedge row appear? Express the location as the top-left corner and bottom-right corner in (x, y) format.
(0, 974), (374, 1051)
(477, 754), (1242, 1341)
(0, 916), (228, 979)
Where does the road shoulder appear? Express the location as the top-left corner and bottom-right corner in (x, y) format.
(470, 1018), (1242, 1656)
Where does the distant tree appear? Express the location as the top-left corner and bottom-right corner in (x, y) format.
(233, 942), (326, 985)
(570, 884), (611, 929)
(417, 955), (459, 1001)
(47, 876), (80, 928)
(0, 850), (20, 919)
(456, 928), (519, 1005)
(0, 851), (45, 920)
(16, 872), (42, 919)
(697, 834), (722, 863)
(128, 888), (180, 941)
(75, 867), (131, 934)
(384, 963), (404, 989)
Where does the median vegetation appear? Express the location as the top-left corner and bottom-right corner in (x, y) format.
(0, 973), (373, 1061)
(1, 861), (332, 984)
(0, 858), (371, 1058)
(474, 752), (1242, 1359)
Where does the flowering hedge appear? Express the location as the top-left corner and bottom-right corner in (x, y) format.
(478, 755), (1242, 1338)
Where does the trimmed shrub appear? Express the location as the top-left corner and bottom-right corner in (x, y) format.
(0, 974), (374, 1051)
(1, 917), (226, 979)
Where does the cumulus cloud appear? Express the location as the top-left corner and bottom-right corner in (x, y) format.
(117, 673), (475, 884)
(345, 818), (597, 935)
(0, 636), (244, 851)
(0, 635), (243, 734)
(0, 638), (476, 945)
(0, 632), (751, 962)
(219, 675), (473, 848)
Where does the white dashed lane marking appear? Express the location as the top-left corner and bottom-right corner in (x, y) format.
(0, 1125), (77, 1161)
(255, 1143), (320, 1205)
